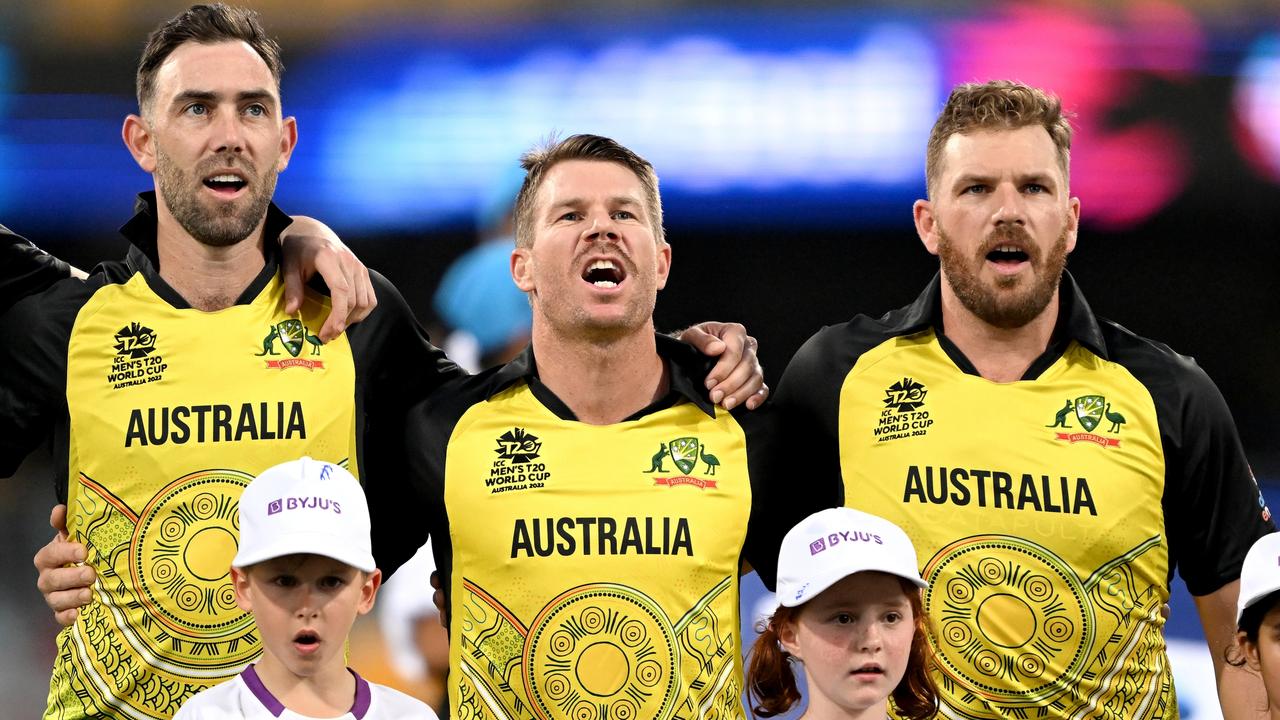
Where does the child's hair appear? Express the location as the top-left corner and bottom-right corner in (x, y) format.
(1226, 588), (1280, 667)
(747, 577), (939, 719)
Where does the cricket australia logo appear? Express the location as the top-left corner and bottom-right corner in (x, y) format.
(642, 436), (719, 489)
(107, 322), (167, 389)
(1046, 394), (1126, 448)
(874, 377), (933, 443)
(257, 319), (324, 370)
(487, 428), (549, 494)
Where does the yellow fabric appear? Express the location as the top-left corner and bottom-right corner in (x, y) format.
(48, 272), (357, 720)
(841, 331), (1174, 719)
(445, 383), (752, 720)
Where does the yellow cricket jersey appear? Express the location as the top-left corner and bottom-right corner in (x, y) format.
(0, 194), (459, 720)
(404, 336), (825, 720)
(774, 272), (1272, 720)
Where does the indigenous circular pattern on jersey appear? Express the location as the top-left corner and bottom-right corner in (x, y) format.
(923, 535), (1093, 707)
(524, 583), (678, 720)
(130, 469), (256, 670)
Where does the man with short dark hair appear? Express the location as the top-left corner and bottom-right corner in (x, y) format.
(774, 79), (1272, 719)
(404, 134), (827, 719)
(0, 6), (464, 719)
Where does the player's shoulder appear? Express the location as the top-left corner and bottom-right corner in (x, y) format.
(1097, 317), (1219, 399)
(783, 301), (925, 387)
(366, 680), (440, 719)
(1093, 317), (1239, 436)
(406, 356), (514, 427)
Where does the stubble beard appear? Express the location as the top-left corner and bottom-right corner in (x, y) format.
(155, 148), (278, 248)
(938, 223), (1069, 330)
(538, 251), (657, 345)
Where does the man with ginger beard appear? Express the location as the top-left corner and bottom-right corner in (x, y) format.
(772, 80), (1272, 719)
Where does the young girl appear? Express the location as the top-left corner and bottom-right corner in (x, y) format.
(748, 507), (938, 720)
(1230, 531), (1280, 719)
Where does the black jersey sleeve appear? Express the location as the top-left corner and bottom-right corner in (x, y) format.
(347, 270), (466, 578)
(0, 277), (97, 488)
(738, 403), (841, 591)
(772, 325), (856, 504)
(1107, 325), (1275, 596)
(1, 226), (73, 314)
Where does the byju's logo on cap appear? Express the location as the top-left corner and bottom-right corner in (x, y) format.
(809, 538), (827, 555)
(266, 496), (343, 516)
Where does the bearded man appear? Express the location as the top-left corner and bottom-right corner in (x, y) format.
(772, 80), (1272, 719)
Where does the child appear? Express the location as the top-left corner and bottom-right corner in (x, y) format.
(174, 457), (438, 719)
(1231, 531), (1280, 719)
(747, 507), (938, 720)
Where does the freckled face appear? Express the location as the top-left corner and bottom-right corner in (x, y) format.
(779, 572), (916, 716)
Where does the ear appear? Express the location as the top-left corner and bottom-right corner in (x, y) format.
(123, 114), (157, 173)
(1239, 630), (1263, 672)
(913, 199), (940, 256)
(1065, 195), (1081, 254)
(512, 246), (536, 293)
(276, 116), (299, 173)
(655, 241), (672, 291)
(356, 569), (383, 616)
(231, 567), (254, 613)
(777, 616), (803, 662)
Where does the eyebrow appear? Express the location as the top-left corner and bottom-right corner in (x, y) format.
(549, 196), (642, 211)
(170, 89), (277, 108)
(952, 172), (1057, 188)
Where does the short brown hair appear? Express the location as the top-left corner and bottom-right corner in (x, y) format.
(925, 80), (1072, 197)
(747, 579), (939, 719)
(136, 4), (284, 114)
(513, 134), (665, 248)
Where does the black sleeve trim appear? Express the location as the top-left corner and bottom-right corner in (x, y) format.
(1104, 321), (1275, 596)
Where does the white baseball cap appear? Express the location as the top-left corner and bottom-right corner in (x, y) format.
(233, 457), (376, 572)
(1238, 532), (1280, 623)
(775, 507), (926, 607)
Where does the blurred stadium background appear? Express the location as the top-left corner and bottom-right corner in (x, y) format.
(3, 0), (1280, 716)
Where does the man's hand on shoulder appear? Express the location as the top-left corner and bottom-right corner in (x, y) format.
(677, 321), (767, 410)
(281, 216), (377, 342)
(34, 504), (94, 626)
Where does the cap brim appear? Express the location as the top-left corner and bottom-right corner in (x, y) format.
(233, 532), (376, 573)
(780, 564), (927, 608)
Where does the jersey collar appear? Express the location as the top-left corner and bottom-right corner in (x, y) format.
(900, 270), (1110, 377)
(241, 663), (373, 718)
(118, 191), (293, 309)
(486, 333), (719, 421)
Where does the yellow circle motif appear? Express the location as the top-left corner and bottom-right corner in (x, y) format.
(923, 535), (1093, 707)
(130, 469), (258, 671)
(525, 584), (678, 720)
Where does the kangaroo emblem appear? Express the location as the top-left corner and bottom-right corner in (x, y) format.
(1046, 399), (1072, 428)
(255, 329), (280, 356)
(642, 443), (668, 473)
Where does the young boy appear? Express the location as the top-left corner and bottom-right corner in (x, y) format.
(174, 457), (438, 719)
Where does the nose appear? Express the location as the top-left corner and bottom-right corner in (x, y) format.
(294, 587), (320, 618)
(212, 110), (245, 155)
(991, 184), (1026, 226)
(582, 215), (620, 243)
(857, 621), (884, 653)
